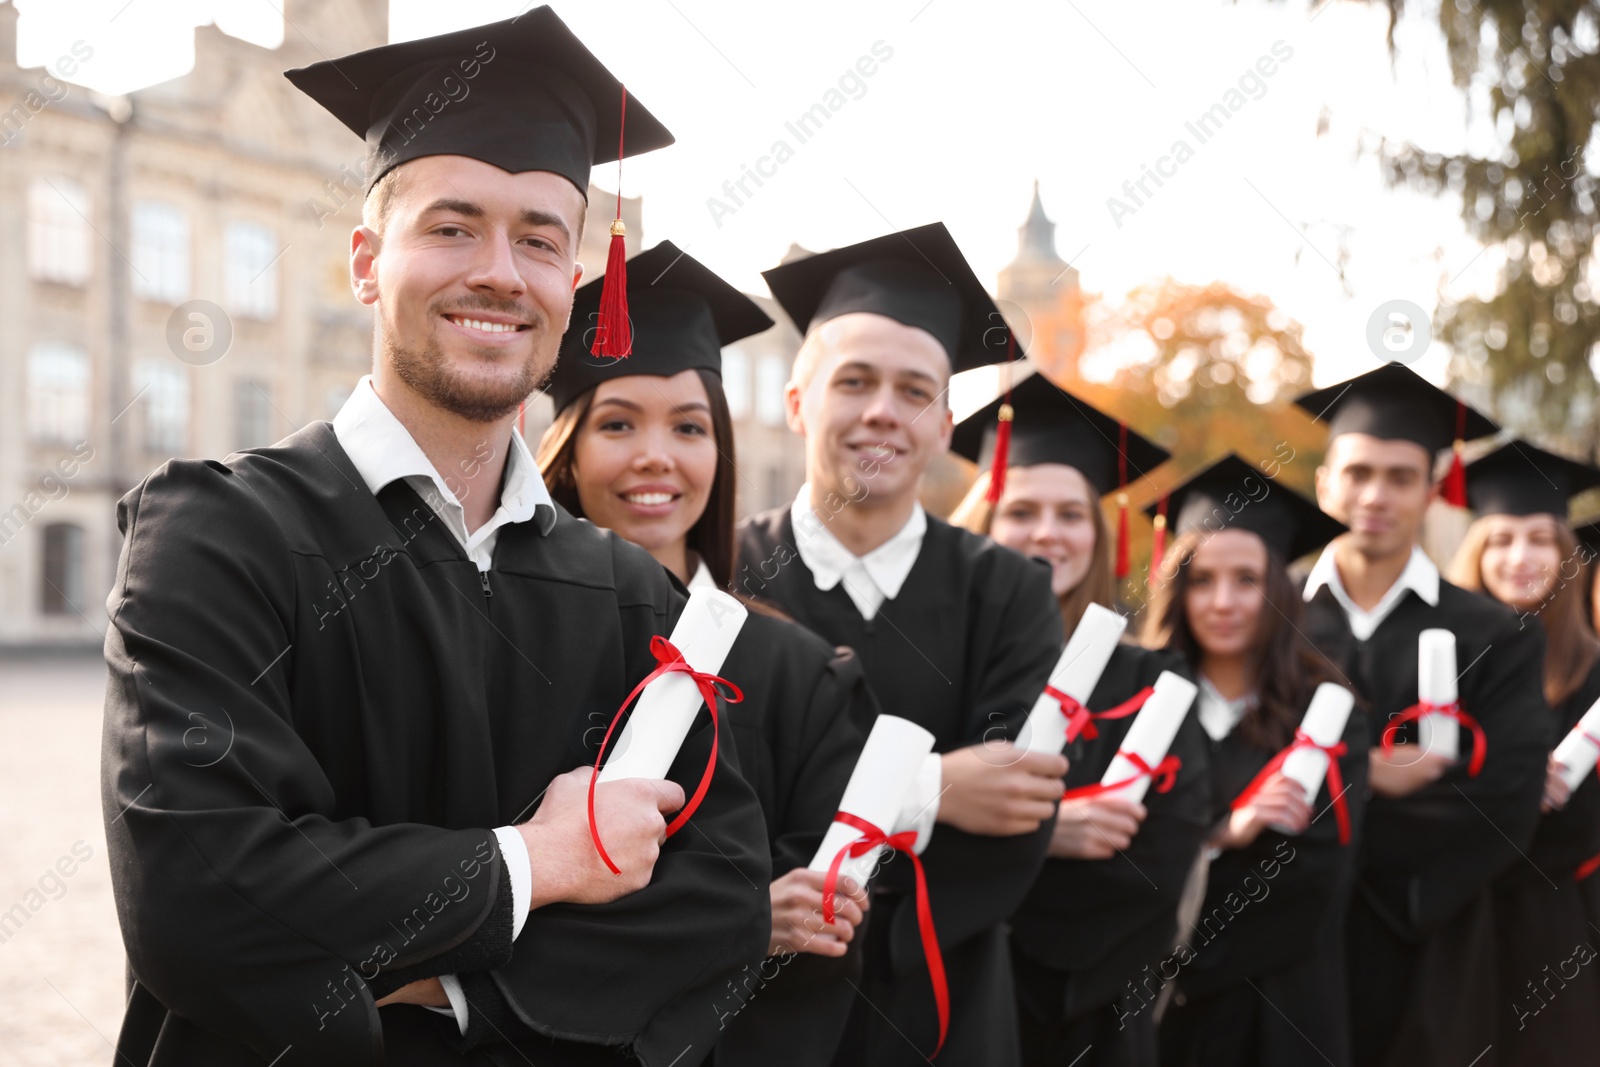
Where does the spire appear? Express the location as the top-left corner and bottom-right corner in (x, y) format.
(1017, 180), (1064, 265)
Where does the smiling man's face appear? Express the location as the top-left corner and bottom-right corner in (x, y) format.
(352, 154), (587, 423)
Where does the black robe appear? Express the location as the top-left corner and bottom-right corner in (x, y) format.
(1159, 679), (1369, 1067)
(1492, 651), (1600, 1058)
(1299, 576), (1550, 1067)
(1007, 644), (1211, 1067)
(708, 613), (874, 1066)
(102, 422), (771, 1067)
(737, 509), (1064, 1067)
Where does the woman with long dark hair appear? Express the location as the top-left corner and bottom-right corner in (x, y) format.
(1143, 454), (1366, 1067)
(538, 242), (883, 1066)
(950, 372), (1211, 1067)
(1449, 440), (1600, 1060)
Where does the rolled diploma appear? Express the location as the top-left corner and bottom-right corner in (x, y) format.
(1018, 602), (1128, 754)
(1269, 682), (1354, 834)
(1097, 671), (1197, 804)
(598, 589), (748, 783)
(808, 715), (937, 892)
(1553, 693), (1600, 792)
(1417, 629), (1459, 762)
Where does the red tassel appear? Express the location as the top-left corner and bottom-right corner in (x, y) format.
(590, 87), (631, 359)
(1115, 492), (1131, 579)
(1442, 399), (1468, 507)
(985, 404), (1013, 505)
(1150, 494), (1168, 582)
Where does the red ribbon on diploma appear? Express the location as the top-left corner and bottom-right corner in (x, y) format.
(1577, 851), (1600, 881)
(1380, 700), (1486, 777)
(1045, 684), (1153, 744)
(1061, 750), (1182, 802)
(588, 635), (743, 875)
(1230, 729), (1351, 845)
(820, 811), (949, 1058)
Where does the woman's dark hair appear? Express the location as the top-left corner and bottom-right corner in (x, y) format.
(1140, 526), (1342, 751)
(535, 367), (739, 590)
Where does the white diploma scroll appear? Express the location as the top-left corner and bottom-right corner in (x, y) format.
(808, 715), (937, 892)
(1018, 602), (1128, 754)
(597, 589), (747, 783)
(1417, 629), (1460, 762)
(1554, 693), (1600, 793)
(1270, 682), (1355, 834)
(1097, 671), (1197, 803)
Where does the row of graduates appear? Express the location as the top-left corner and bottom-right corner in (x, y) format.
(97, 10), (1600, 1067)
(537, 222), (1600, 1067)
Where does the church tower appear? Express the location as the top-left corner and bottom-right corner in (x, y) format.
(997, 181), (1086, 380)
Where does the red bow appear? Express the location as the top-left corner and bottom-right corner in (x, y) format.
(820, 811), (949, 1058)
(1380, 700), (1486, 777)
(1045, 685), (1153, 744)
(1062, 749), (1181, 802)
(587, 635), (743, 875)
(1231, 729), (1351, 845)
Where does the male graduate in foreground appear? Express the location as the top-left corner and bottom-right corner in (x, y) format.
(1293, 363), (1550, 1067)
(101, 12), (769, 1066)
(739, 224), (1068, 1066)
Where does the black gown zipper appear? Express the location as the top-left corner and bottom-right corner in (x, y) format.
(480, 570), (493, 597)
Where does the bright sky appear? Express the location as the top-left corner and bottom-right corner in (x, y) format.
(12, 0), (1510, 395)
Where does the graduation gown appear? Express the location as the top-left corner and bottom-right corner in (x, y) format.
(1299, 578), (1550, 1067)
(737, 509), (1064, 1067)
(709, 613), (874, 1066)
(102, 422), (771, 1067)
(1008, 645), (1211, 1067)
(1492, 652), (1600, 1057)
(1159, 684), (1368, 1067)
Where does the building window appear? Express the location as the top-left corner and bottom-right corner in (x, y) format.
(27, 342), (90, 444)
(134, 360), (188, 454)
(755, 355), (787, 426)
(225, 220), (279, 319)
(41, 523), (85, 615)
(722, 348), (751, 420)
(235, 378), (274, 450)
(28, 176), (91, 285)
(132, 200), (190, 303)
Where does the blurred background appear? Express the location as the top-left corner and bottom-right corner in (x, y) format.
(2, 0), (1596, 1060)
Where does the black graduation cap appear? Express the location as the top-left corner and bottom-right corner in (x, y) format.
(283, 8), (674, 197)
(1463, 439), (1600, 518)
(1293, 362), (1497, 506)
(1151, 453), (1348, 563)
(547, 241), (774, 412)
(760, 223), (1017, 373)
(951, 369), (1169, 497)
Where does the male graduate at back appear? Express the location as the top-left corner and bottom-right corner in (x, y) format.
(739, 224), (1068, 1066)
(101, 12), (769, 1066)
(1293, 363), (1550, 1066)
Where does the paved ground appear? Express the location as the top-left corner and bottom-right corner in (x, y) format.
(0, 653), (125, 1066)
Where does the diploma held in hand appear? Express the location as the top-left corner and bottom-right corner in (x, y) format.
(1092, 671), (1197, 804)
(1554, 693), (1600, 792)
(1019, 603), (1128, 754)
(1417, 629), (1459, 761)
(808, 715), (937, 892)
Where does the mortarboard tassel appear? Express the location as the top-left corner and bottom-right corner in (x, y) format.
(1115, 422), (1131, 580)
(591, 88), (632, 359)
(1442, 399), (1468, 507)
(1149, 493), (1169, 582)
(985, 333), (1018, 505)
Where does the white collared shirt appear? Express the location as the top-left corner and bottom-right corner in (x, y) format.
(332, 375), (555, 573)
(789, 483), (927, 622)
(1301, 544), (1441, 641)
(1197, 675), (1256, 742)
(330, 374), (549, 1032)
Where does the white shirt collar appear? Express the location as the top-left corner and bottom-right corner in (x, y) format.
(1197, 675), (1255, 742)
(789, 483), (927, 621)
(688, 559), (717, 591)
(1302, 542), (1439, 641)
(331, 375), (556, 537)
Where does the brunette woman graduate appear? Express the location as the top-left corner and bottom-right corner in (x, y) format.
(538, 242), (880, 1066)
(950, 370), (1210, 1067)
(1450, 440), (1600, 1058)
(1140, 454), (1366, 1067)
